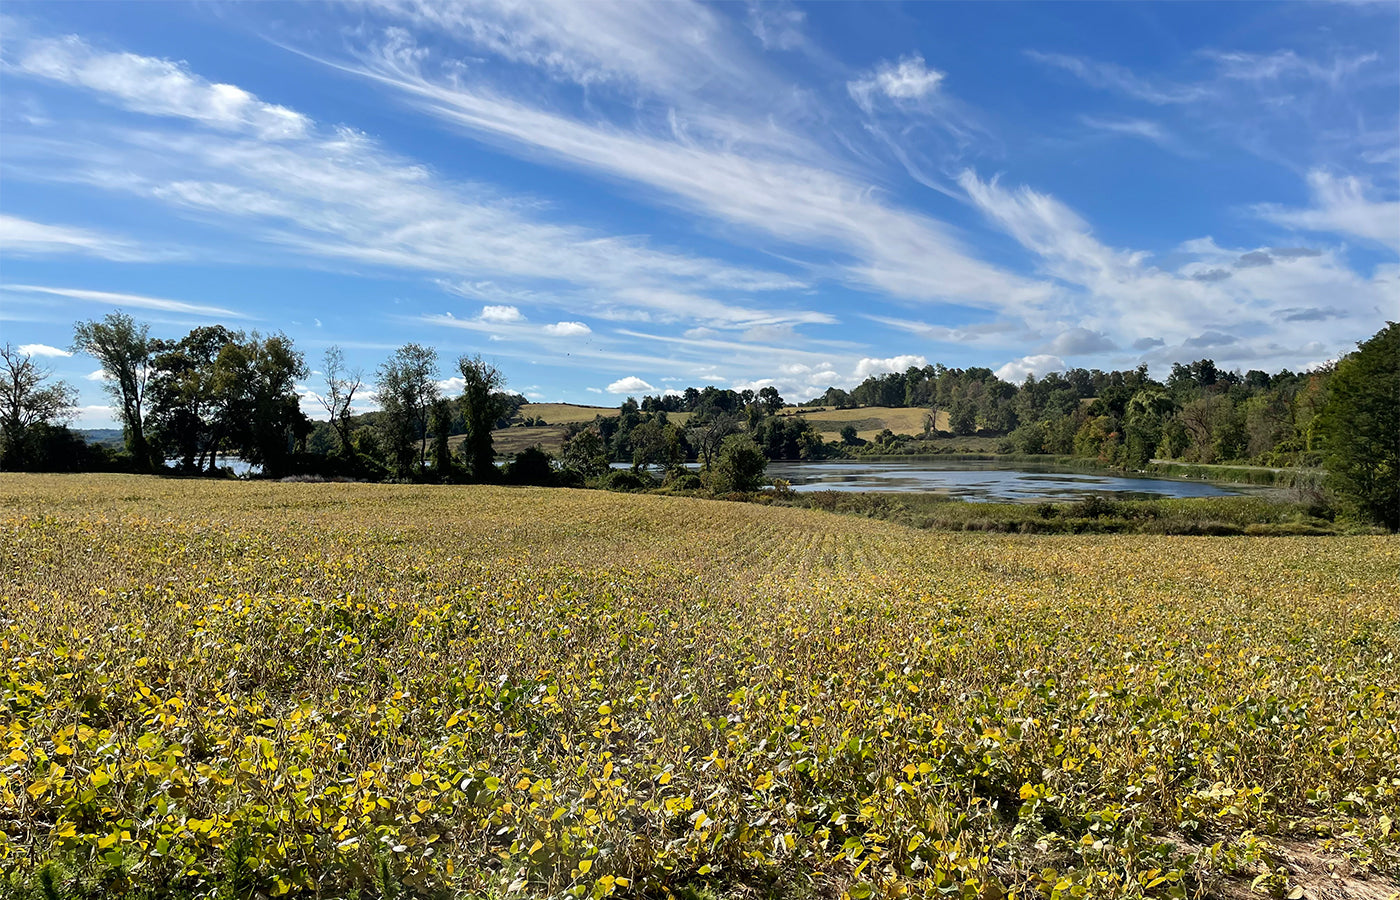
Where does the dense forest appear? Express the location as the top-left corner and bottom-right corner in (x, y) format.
(1, 313), (1396, 528)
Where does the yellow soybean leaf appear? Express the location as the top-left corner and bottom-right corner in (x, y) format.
(578, 858), (593, 874)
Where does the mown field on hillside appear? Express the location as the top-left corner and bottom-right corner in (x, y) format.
(478, 404), (693, 455)
(781, 407), (946, 442)
(2, 476), (1397, 899)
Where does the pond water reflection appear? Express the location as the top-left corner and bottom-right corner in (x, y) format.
(764, 459), (1248, 503)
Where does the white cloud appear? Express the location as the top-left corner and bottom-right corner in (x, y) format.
(340, 31), (1047, 309)
(606, 375), (655, 394)
(543, 321), (591, 336)
(1255, 170), (1400, 253)
(1078, 116), (1193, 156)
(1025, 51), (1208, 105)
(854, 354), (928, 378)
(480, 304), (525, 323)
(959, 170), (1399, 372)
(1209, 50), (1378, 86)
(2, 284), (247, 319)
(848, 55), (944, 111)
(85, 369), (109, 381)
(17, 343), (72, 358)
(996, 354), (1066, 383)
(358, 0), (776, 102)
(5, 33), (819, 331)
(0, 215), (154, 261)
(747, 3), (807, 51)
(13, 35), (310, 139)
(1046, 327), (1117, 356)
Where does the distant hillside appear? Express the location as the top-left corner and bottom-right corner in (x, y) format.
(780, 406), (947, 441)
(77, 429), (125, 447)
(483, 402), (693, 455)
(515, 403), (618, 425)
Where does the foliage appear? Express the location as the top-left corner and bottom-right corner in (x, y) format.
(376, 344), (439, 479)
(210, 333), (309, 480)
(705, 434), (767, 493)
(0, 476), (1396, 899)
(456, 355), (507, 482)
(0, 345), (78, 471)
(71, 313), (154, 469)
(1320, 322), (1399, 531)
(559, 429), (609, 479)
(503, 446), (556, 486)
(316, 346), (363, 460)
(147, 326), (239, 474)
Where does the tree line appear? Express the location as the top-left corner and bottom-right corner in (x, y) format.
(1, 313), (515, 483)
(0, 313), (1394, 528)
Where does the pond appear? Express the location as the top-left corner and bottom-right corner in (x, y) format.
(764, 459), (1252, 503)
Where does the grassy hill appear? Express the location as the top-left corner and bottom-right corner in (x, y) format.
(481, 403), (692, 455)
(5, 474), (1396, 899)
(515, 402), (617, 425)
(782, 405), (947, 440)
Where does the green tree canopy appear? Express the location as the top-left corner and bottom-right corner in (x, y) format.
(72, 312), (154, 468)
(707, 434), (767, 493)
(456, 355), (506, 482)
(1320, 322), (1399, 531)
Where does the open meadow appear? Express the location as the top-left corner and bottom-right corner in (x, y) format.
(2, 475), (1397, 899)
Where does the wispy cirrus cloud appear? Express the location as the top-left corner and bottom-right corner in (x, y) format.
(4, 31), (828, 335)
(958, 170), (1398, 371)
(2, 283), (248, 318)
(1025, 51), (1209, 105)
(1078, 116), (1195, 156)
(10, 34), (311, 139)
(330, 28), (1048, 311)
(1255, 170), (1400, 252)
(0, 214), (156, 261)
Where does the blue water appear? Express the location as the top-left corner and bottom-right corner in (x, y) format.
(764, 459), (1248, 503)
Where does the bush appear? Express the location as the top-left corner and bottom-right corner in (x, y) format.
(503, 446), (556, 486)
(664, 470), (703, 492)
(705, 435), (767, 493)
(603, 469), (646, 492)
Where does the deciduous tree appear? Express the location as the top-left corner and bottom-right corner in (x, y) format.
(72, 313), (153, 468)
(0, 344), (78, 469)
(377, 344), (439, 479)
(456, 355), (506, 481)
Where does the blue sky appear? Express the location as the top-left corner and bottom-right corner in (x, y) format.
(1, 1), (1396, 427)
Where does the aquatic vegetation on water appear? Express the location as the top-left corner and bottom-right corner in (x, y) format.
(1, 475), (1396, 898)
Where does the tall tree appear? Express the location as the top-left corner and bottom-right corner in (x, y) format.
(147, 325), (237, 473)
(216, 333), (310, 479)
(1320, 323), (1399, 531)
(72, 313), (154, 468)
(428, 397), (455, 478)
(376, 344), (439, 478)
(560, 427), (609, 478)
(318, 345), (363, 458)
(687, 412), (741, 470)
(0, 344), (78, 469)
(456, 355), (506, 481)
